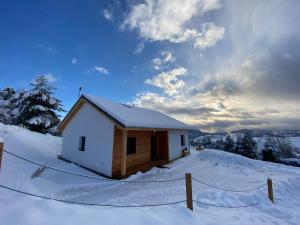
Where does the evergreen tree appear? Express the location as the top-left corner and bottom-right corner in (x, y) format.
(0, 87), (16, 124)
(235, 131), (259, 159)
(17, 75), (64, 134)
(234, 135), (242, 152)
(264, 137), (295, 159)
(215, 138), (225, 150)
(0, 87), (16, 100)
(224, 135), (235, 152)
(262, 138), (278, 162)
(274, 137), (295, 158)
(0, 98), (10, 124)
(201, 136), (212, 148)
(8, 89), (28, 124)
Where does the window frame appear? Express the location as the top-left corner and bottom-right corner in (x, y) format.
(180, 134), (185, 146)
(79, 136), (86, 151)
(127, 137), (136, 155)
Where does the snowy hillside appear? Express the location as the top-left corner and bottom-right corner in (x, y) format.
(0, 123), (300, 225)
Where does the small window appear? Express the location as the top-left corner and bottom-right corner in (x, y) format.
(181, 135), (185, 146)
(79, 136), (86, 151)
(127, 137), (136, 155)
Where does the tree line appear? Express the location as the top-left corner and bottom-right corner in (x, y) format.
(193, 130), (297, 162)
(0, 75), (64, 134)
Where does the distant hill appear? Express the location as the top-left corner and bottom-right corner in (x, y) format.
(232, 129), (300, 137)
(189, 130), (205, 140)
(189, 130), (228, 143)
(189, 128), (300, 143)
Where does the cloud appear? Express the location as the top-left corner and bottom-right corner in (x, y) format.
(200, 45), (300, 101)
(93, 66), (109, 74)
(165, 106), (220, 116)
(161, 51), (176, 64)
(43, 73), (58, 83)
(152, 51), (175, 70)
(132, 0), (300, 132)
(132, 85), (295, 132)
(103, 9), (114, 21)
(86, 66), (109, 74)
(244, 48), (300, 100)
(152, 58), (162, 70)
(71, 58), (77, 64)
(36, 44), (58, 54)
(33, 73), (59, 84)
(145, 67), (187, 96)
(133, 42), (145, 54)
(238, 119), (270, 126)
(122, 0), (224, 49)
(193, 23), (225, 49)
(134, 52), (300, 132)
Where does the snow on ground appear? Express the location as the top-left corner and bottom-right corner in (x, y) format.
(281, 158), (300, 163)
(255, 137), (300, 153)
(0, 123), (300, 225)
(289, 137), (300, 148)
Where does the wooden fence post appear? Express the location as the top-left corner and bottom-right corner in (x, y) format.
(185, 173), (193, 211)
(267, 178), (274, 203)
(0, 141), (3, 171)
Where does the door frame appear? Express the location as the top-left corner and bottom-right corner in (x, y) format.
(150, 134), (157, 161)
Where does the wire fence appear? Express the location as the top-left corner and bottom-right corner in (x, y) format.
(0, 184), (186, 208)
(3, 149), (184, 183)
(0, 183), (262, 209)
(192, 177), (266, 193)
(0, 149), (270, 210)
(192, 199), (261, 208)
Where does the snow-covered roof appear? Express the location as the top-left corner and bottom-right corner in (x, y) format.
(79, 94), (191, 130)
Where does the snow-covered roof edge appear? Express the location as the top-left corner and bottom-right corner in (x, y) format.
(59, 94), (192, 131)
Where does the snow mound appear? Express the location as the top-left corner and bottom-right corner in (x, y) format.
(0, 123), (60, 161)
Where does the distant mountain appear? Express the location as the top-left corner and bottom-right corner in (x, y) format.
(232, 129), (300, 137)
(189, 130), (205, 140)
(189, 130), (227, 141)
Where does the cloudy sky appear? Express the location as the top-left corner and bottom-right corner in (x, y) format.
(1, 0), (299, 132)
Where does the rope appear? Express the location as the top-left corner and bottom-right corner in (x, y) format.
(3, 150), (184, 183)
(0, 184), (186, 208)
(192, 177), (265, 192)
(193, 199), (260, 208)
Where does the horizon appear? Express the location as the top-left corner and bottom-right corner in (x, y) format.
(1, 0), (300, 132)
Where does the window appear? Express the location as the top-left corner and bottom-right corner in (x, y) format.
(127, 137), (136, 155)
(181, 135), (185, 146)
(79, 136), (86, 151)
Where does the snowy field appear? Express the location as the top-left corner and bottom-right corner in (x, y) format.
(0, 123), (300, 225)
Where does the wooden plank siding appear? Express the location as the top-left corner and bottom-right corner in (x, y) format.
(121, 129), (127, 176)
(111, 127), (169, 178)
(126, 130), (152, 168)
(112, 127), (123, 177)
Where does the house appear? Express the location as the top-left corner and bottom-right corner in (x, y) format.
(58, 94), (191, 178)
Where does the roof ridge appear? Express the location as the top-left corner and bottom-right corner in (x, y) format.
(74, 93), (191, 130)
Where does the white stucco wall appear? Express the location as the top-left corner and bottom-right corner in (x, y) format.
(61, 103), (114, 177)
(168, 130), (189, 161)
